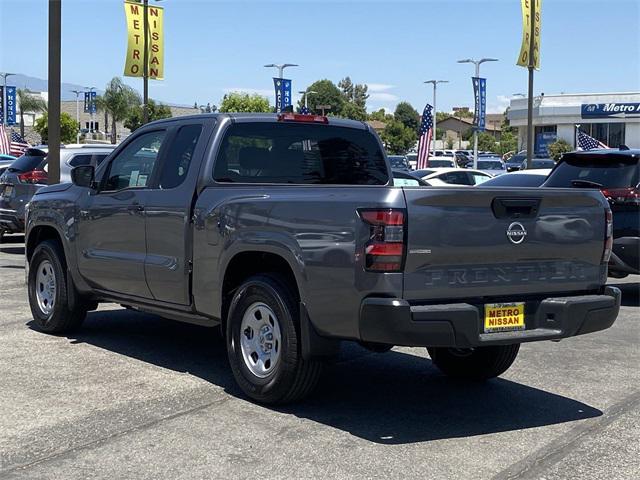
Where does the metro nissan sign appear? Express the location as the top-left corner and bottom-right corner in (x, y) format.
(581, 103), (640, 118)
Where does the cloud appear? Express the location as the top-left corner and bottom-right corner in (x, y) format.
(368, 92), (399, 102)
(487, 95), (511, 114)
(367, 83), (395, 92)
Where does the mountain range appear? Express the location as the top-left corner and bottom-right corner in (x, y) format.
(6, 74), (104, 101)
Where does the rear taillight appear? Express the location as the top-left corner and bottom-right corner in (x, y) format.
(602, 209), (613, 264)
(601, 187), (640, 205)
(17, 169), (48, 184)
(277, 113), (329, 124)
(359, 209), (406, 272)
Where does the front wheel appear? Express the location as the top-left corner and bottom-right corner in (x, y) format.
(226, 274), (322, 404)
(427, 344), (520, 380)
(28, 240), (88, 333)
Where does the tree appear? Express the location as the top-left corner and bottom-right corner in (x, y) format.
(16, 89), (47, 138)
(435, 111), (450, 123)
(477, 132), (498, 152)
(393, 102), (420, 133)
(218, 92), (271, 113)
(453, 108), (473, 119)
(380, 120), (417, 154)
(34, 111), (78, 144)
(547, 139), (573, 161)
(368, 108), (392, 123)
(124, 99), (172, 132)
(97, 77), (141, 143)
(497, 131), (518, 156)
(298, 79), (344, 116)
(338, 76), (368, 110)
(340, 102), (368, 121)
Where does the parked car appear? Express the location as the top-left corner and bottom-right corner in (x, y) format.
(427, 156), (457, 168)
(0, 154), (16, 176)
(478, 169), (552, 187)
(418, 167), (493, 186)
(543, 148), (639, 278)
(505, 151), (527, 171)
(25, 113), (620, 404)
(520, 158), (556, 170)
(0, 146), (113, 236)
(475, 158), (507, 176)
(388, 155), (411, 171)
(392, 170), (429, 187)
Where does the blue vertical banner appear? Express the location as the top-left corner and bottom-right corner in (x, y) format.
(83, 91), (97, 114)
(273, 78), (292, 113)
(5, 86), (16, 125)
(0, 87), (3, 124)
(472, 77), (487, 131)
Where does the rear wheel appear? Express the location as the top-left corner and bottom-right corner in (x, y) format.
(427, 344), (520, 380)
(226, 274), (322, 404)
(28, 240), (88, 333)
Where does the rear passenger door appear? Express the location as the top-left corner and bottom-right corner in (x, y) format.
(143, 121), (210, 305)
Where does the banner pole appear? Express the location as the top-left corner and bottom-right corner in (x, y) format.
(143, 0), (149, 124)
(526, 0), (536, 169)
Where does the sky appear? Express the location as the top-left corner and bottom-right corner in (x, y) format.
(1, 0), (639, 113)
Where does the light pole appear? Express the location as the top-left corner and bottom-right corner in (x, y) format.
(264, 63), (298, 80)
(298, 90), (317, 110)
(71, 89), (82, 143)
(1, 72), (15, 126)
(424, 80), (448, 157)
(457, 57), (498, 169)
(85, 86), (95, 135)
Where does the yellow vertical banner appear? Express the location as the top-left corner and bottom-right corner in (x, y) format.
(516, 0), (542, 69)
(124, 1), (164, 80)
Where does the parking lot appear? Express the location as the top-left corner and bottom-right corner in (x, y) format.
(0, 233), (638, 479)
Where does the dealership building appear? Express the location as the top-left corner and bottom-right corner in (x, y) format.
(507, 92), (640, 154)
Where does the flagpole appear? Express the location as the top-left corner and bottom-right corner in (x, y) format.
(525, 0), (536, 170)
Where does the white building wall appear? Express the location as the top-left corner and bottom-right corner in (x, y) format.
(625, 123), (640, 148)
(556, 124), (575, 146)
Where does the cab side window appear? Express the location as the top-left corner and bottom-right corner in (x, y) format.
(158, 124), (202, 189)
(103, 131), (166, 191)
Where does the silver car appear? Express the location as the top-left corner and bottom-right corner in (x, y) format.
(0, 146), (114, 236)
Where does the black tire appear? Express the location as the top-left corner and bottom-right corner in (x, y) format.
(226, 274), (322, 404)
(28, 239), (88, 333)
(427, 344), (520, 380)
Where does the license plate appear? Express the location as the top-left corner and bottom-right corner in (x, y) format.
(2, 185), (13, 197)
(484, 302), (525, 332)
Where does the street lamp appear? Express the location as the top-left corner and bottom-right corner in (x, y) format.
(0, 72), (15, 126)
(457, 57), (498, 169)
(264, 63), (298, 80)
(298, 90), (317, 110)
(85, 86), (96, 135)
(71, 89), (82, 143)
(424, 80), (448, 157)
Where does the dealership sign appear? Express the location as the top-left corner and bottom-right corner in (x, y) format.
(581, 103), (640, 118)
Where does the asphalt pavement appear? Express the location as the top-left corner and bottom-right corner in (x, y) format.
(0, 233), (638, 479)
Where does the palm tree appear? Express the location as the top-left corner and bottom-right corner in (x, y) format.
(99, 77), (141, 144)
(17, 89), (47, 138)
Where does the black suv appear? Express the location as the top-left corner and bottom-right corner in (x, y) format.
(544, 149), (639, 278)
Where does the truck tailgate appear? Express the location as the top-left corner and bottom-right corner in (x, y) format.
(402, 187), (608, 301)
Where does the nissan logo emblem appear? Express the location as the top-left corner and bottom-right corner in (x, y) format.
(507, 222), (527, 244)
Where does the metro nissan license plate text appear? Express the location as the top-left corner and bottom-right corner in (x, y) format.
(484, 302), (525, 332)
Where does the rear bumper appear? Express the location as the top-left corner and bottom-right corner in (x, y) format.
(358, 286), (621, 348)
(0, 208), (24, 233)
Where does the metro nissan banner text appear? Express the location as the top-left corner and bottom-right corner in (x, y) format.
(124, 0), (164, 80)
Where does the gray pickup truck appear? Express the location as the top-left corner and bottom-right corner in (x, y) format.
(25, 113), (621, 404)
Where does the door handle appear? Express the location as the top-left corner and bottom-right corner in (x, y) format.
(128, 205), (145, 212)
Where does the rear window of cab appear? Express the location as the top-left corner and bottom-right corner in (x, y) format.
(213, 123), (388, 185)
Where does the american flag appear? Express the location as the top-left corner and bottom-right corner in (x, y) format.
(576, 127), (610, 150)
(0, 125), (30, 156)
(417, 104), (433, 170)
(300, 105), (310, 115)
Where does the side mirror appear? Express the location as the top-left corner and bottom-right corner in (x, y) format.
(71, 165), (95, 188)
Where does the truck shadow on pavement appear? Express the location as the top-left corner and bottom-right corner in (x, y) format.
(610, 281), (640, 307)
(34, 307), (604, 445)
